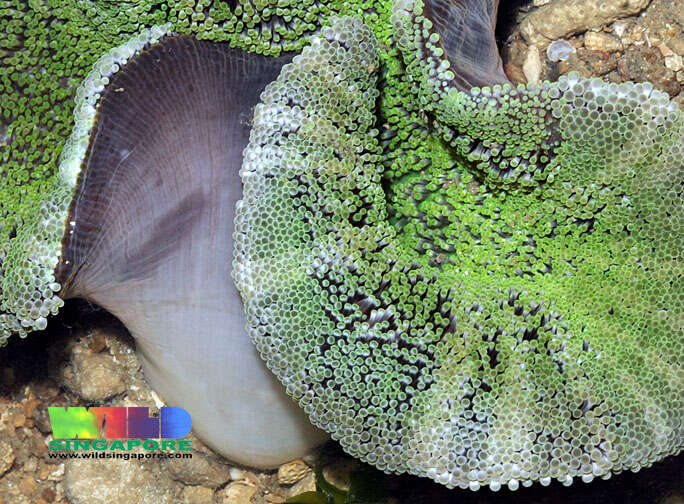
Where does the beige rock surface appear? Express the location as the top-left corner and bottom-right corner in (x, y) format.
(64, 456), (180, 504)
(277, 459), (311, 486)
(584, 31), (623, 52)
(163, 448), (233, 488)
(218, 480), (258, 504)
(521, 0), (652, 47)
(287, 472), (316, 498)
(182, 485), (215, 504)
(50, 336), (125, 402)
(0, 440), (15, 477)
(523, 45), (542, 84)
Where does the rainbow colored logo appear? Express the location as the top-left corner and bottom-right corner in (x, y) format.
(48, 407), (192, 439)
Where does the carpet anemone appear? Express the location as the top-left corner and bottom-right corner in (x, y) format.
(0, 0), (681, 491)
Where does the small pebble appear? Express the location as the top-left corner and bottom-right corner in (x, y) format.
(277, 459), (311, 485)
(288, 472), (316, 498)
(87, 329), (107, 352)
(163, 450), (232, 488)
(228, 467), (244, 480)
(218, 481), (257, 504)
(47, 464), (65, 482)
(547, 39), (576, 61)
(182, 486), (215, 504)
(657, 43), (674, 58)
(18, 475), (38, 496)
(504, 62), (526, 85)
(523, 45), (542, 84)
(41, 487), (56, 502)
(670, 38), (684, 57)
(584, 32), (623, 52)
(13, 414), (26, 428)
(665, 54), (683, 72)
(23, 396), (38, 419)
(322, 459), (359, 493)
(265, 494), (286, 503)
(611, 20), (632, 38)
(630, 26), (646, 45)
(0, 441), (15, 477)
(23, 457), (37, 473)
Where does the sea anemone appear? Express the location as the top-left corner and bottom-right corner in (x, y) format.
(1, 0), (681, 491)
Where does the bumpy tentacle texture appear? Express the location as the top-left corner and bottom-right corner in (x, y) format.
(235, 10), (683, 494)
(0, 0), (371, 341)
(1, 0), (682, 492)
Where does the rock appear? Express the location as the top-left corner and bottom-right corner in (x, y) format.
(620, 45), (681, 96)
(50, 338), (126, 401)
(584, 32), (623, 52)
(102, 326), (140, 376)
(629, 25), (647, 46)
(657, 43), (675, 58)
(18, 476), (38, 496)
(23, 394), (38, 420)
(611, 20), (633, 38)
(660, 496), (684, 504)
(665, 54), (683, 72)
(265, 494), (286, 503)
(300, 449), (320, 468)
(321, 459), (360, 493)
(32, 408), (52, 435)
(64, 458), (179, 504)
(287, 472), (316, 498)
(41, 486), (56, 502)
(70, 352), (126, 401)
(504, 62), (527, 85)
(502, 38), (529, 68)
(229, 467), (245, 480)
(670, 38), (684, 57)
(182, 486), (215, 504)
(277, 459), (312, 486)
(523, 45), (542, 84)
(46, 463), (65, 481)
(218, 481), (258, 504)
(23, 457), (37, 473)
(163, 450), (232, 488)
(674, 91), (684, 110)
(521, 0), (651, 47)
(0, 440), (15, 477)
(86, 328), (108, 352)
(576, 47), (618, 76)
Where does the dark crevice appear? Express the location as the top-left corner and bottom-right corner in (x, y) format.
(495, 0), (533, 47)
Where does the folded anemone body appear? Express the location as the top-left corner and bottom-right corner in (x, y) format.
(1, 0), (682, 491)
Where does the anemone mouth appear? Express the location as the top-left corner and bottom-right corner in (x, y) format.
(235, 15), (683, 491)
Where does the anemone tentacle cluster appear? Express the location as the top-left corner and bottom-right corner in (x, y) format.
(1, 22), (171, 341)
(0, 0), (357, 340)
(234, 11), (682, 490)
(1, 0), (682, 492)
